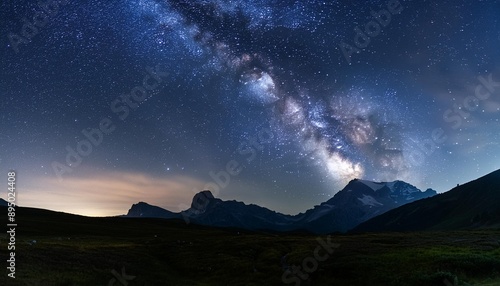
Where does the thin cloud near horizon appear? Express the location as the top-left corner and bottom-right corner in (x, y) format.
(19, 171), (207, 217)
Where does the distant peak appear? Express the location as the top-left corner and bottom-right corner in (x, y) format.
(199, 190), (215, 199)
(132, 201), (153, 208)
(424, 188), (438, 194)
(190, 190), (215, 211)
(356, 179), (386, 191)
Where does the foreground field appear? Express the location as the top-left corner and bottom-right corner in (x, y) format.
(1, 207), (500, 285)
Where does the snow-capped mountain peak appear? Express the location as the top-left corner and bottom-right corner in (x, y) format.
(358, 180), (386, 191)
(125, 179), (437, 234)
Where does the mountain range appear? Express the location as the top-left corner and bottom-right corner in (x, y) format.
(126, 178), (437, 233)
(353, 169), (500, 232)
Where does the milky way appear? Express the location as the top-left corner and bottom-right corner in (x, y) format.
(123, 0), (412, 183)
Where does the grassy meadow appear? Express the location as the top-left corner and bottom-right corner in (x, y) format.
(1, 207), (500, 285)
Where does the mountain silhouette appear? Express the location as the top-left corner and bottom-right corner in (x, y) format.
(126, 178), (436, 233)
(353, 169), (500, 232)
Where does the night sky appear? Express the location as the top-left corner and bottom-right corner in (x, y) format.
(1, 0), (499, 216)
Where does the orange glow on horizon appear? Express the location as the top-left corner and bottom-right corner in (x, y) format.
(20, 171), (206, 217)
